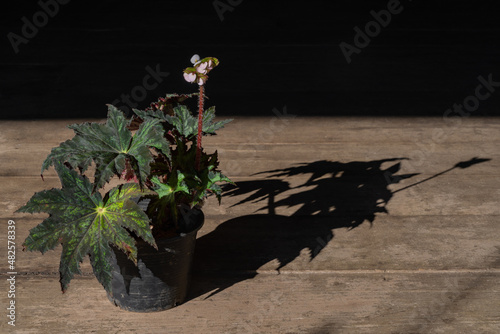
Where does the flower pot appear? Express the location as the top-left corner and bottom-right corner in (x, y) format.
(106, 208), (204, 312)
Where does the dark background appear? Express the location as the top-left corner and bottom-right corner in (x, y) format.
(1, 0), (499, 119)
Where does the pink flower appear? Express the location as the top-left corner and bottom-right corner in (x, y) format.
(197, 62), (208, 74)
(184, 55), (219, 86)
(183, 72), (196, 83)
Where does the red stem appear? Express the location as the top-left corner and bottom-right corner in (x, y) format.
(195, 84), (204, 170)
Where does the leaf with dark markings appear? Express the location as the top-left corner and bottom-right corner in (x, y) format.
(41, 105), (170, 190)
(17, 161), (155, 293)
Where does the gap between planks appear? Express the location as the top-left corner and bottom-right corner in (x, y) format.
(3, 268), (500, 278)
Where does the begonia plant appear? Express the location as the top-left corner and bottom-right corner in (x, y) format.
(16, 55), (233, 294)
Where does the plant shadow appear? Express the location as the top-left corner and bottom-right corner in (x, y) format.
(188, 157), (490, 301)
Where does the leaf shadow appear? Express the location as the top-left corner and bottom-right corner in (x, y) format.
(188, 157), (490, 301)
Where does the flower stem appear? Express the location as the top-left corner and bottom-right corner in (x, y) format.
(195, 84), (205, 170)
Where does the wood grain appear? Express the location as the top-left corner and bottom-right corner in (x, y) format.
(1, 117), (499, 333)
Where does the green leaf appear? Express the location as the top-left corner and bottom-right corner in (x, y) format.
(133, 108), (165, 121)
(151, 172), (190, 199)
(21, 217), (66, 254)
(17, 161), (155, 293)
(201, 106), (232, 135)
(166, 105), (198, 138)
(42, 105), (170, 190)
(133, 104), (231, 140)
(203, 170), (234, 204)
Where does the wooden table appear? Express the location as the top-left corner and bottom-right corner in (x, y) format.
(1, 116), (500, 333)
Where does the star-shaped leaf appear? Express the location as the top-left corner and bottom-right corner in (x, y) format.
(194, 167), (234, 205)
(41, 105), (170, 190)
(151, 172), (190, 200)
(200, 106), (232, 135)
(17, 161), (156, 293)
(133, 105), (232, 139)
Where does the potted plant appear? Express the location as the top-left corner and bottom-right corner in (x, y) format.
(16, 55), (233, 312)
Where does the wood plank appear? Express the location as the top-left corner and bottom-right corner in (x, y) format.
(5, 172), (500, 220)
(4, 214), (500, 274)
(2, 272), (499, 333)
(2, 118), (499, 177)
(3, 117), (500, 145)
(2, 146), (498, 178)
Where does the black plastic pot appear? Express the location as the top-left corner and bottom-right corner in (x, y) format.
(106, 208), (204, 312)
